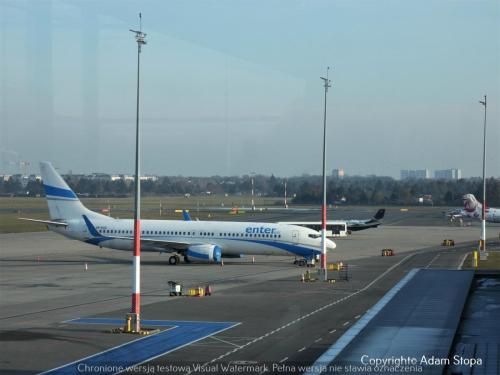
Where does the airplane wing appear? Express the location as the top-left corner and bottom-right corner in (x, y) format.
(140, 237), (192, 250)
(443, 209), (465, 219)
(95, 234), (193, 251)
(18, 218), (68, 227)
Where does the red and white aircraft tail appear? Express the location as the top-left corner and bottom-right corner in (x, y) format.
(462, 194), (500, 223)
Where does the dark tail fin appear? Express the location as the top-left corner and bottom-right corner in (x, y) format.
(373, 209), (385, 220)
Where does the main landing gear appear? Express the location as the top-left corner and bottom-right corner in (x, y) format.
(169, 255), (181, 265)
(293, 258), (315, 267)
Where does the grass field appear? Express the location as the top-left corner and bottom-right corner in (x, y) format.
(0, 196), (284, 233)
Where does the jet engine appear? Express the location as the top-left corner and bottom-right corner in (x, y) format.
(185, 244), (222, 263)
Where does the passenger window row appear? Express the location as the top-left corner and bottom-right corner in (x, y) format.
(102, 229), (281, 239)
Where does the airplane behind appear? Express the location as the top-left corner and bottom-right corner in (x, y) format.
(462, 194), (500, 223)
(345, 208), (385, 232)
(20, 162), (336, 265)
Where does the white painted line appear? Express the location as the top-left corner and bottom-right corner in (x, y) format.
(342, 321), (350, 326)
(298, 347), (306, 352)
(209, 336), (242, 348)
(304, 268), (419, 375)
(329, 329), (336, 334)
(279, 357), (288, 363)
(354, 315), (361, 319)
(458, 252), (469, 270)
(425, 254), (440, 269)
(197, 253), (417, 373)
(314, 338), (322, 343)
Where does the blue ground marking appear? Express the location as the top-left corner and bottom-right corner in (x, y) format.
(40, 318), (240, 375)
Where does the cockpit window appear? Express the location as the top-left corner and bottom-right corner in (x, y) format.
(308, 233), (320, 239)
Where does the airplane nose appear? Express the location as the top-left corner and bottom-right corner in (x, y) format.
(326, 239), (336, 251)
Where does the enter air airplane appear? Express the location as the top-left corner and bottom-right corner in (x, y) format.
(21, 162), (336, 265)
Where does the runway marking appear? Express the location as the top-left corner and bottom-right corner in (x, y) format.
(190, 253), (417, 374)
(458, 252), (469, 270)
(354, 314), (361, 319)
(209, 336), (243, 348)
(425, 254), (440, 269)
(342, 321), (350, 326)
(40, 318), (240, 375)
(279, 357), (288, 363)
(329, 329), (336, 334)
(304, 268), (420, 375)
(298, 347), (306, 352)
(314, 338), (322, 343)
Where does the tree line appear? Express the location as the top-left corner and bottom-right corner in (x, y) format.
(1, 174), (499, 207)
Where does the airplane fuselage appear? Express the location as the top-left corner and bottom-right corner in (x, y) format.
(53, 214), (329, 259)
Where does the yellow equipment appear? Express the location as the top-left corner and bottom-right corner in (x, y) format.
(381, 249), (394, 256)
(441, 239), (455, 246)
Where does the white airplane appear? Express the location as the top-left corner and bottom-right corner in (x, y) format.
(20, 162), (336, 265)
(462, 193), (500, 223)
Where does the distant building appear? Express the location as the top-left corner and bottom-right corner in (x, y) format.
(401, 169), (430, 180)
(110, 175), (158, 182)
(434, 169), (462, 180)
(332, 168), (345, 179)
(88, 173), (112, 180)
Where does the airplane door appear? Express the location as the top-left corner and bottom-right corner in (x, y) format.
(292, 230), (299, 244)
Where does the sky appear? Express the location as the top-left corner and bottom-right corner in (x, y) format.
(1, 0), (499, 178)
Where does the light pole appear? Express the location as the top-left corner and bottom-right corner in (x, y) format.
(284, 179), (288, 209)
(479, 95), (487, 260)
(251, 172), (255, 211)
(129, 13), (146, 332)
(320, 67), (331, 281)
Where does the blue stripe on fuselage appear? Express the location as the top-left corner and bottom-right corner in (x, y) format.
(241, 239), (320, 258)
(43, 184), (77, 199)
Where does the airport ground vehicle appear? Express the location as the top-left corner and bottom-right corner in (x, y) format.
(280, 221), (348, 238)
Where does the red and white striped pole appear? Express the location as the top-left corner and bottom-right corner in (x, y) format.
(130, 14), (146, 332)
(320, 68), (331, 281)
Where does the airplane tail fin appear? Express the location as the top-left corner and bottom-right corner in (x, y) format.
(182, 209), (192, 221)
(462, 194), (481, 213)
(373, 209), (385, 220)
(40, 162), (94, 221)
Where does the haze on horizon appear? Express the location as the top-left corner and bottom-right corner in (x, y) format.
(1, 0), (499, 179)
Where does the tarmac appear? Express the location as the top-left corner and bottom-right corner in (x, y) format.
(1, 208), (499, 374)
